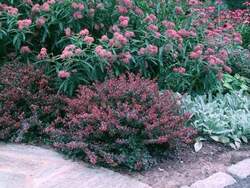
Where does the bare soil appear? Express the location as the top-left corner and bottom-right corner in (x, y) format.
(130, 142), (250, 188)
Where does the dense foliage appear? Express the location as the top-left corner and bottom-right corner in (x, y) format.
(47, 74), (195, 170)
(0, 62), (64, 142)
(0, 0), (249, 95)
(182, 91), (250, 149)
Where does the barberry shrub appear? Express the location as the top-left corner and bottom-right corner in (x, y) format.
(0, 62), (64, 142)
(47, 74), (195, 170)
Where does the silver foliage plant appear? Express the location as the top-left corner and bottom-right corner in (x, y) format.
(182, 91), (250, 149)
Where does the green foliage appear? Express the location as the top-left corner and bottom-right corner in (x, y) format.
(223, 0), (249, 9)
(182, 91), (250, 149)
(222, 73), (249, 92)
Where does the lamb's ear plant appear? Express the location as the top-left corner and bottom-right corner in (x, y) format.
(182, 91), (250, 150)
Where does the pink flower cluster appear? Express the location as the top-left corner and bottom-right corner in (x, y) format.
(17, 19), (32, 30)
(138, 45), (158, 56)
(109, 32), (128, 48)
(71, 2), (84, 10)
(0, 3), (18, 15)
(37, 48), (48, 60)
(173, 67), (186, 74)
(58, 70), (70, 79)
(189, 44), (203, 59)
(36, 17), (46, 28)
(119, 16), (129, 27)
(119, 52), (132, 64)
(60, 45), (82, 59)
(20, 46), (31, 54)
(95, 46), (113, 60)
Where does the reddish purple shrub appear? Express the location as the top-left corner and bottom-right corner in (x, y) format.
(0, 62), (64, 142)
(47, 74), (195, 170)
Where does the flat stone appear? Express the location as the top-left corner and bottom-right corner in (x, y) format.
(190, 172), (236, 188)
(0, 144), (152, 188)
(0, 171), (30, 188)
(227, 158), (250, 179)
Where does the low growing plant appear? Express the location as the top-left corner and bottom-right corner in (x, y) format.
(182, 91), (250, 149)
(0, 62), (64, 143)
(47, 74), (195, 170)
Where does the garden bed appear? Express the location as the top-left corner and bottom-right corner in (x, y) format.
(131, 142), (250, 188)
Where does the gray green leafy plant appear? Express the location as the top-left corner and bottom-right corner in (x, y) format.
(182, 91), (250, 149)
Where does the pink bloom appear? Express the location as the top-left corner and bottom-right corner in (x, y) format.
(58, 70), (70, 79)
(37, 48), (47, 60)
(117, 6), (128, 14)
(84, 36), (94, 44)
(20, 46), (31, 54)
(60, 45), (76, 59)
(79, 28), (89, 36)
(119, 16), (129, 27)
(41, 2), (50, 12)
(144, 14), (157, 23)
(101, 35), (109, 41)
(124, 31), (135, 38)
(138, 48), (146, 55)
(88, 8), (95, 17)
(189, 50), (202, 59)
(73, 11), (83, 19)
(47, 0), (55, 4)
(165, 29), (181, 39)
(32, 4), (40, 13)
(96, 3), (105, 9)
(219, 49), (228, 60)
(223, 65), (232, 73)
(188, 0), (202, 6)
(72, 2), (84, 10)
(95, 45), (113, 60)
(75, 48), (82, 55)
(123, 0), (133, 8)
(64, 27), (72, 37)
(113, 32), (128, 46)
(147, 24), (158, 32)
(162, 21), (175, 29)
(23, 0), (33, 5)
(119, 52), (132, 64)
(17, 19), (32, 30)
(178, 29), (196, 37)
(175, 6), (184, 14)
(233, 32), (242, 44)
(173, 67), (186, 74)
(138, 45), (158, 56)
(36, 17), (46, 28)
(147, 45), (158, 55)
(134, 7), (144, 16)
(110, 25), (120, 33)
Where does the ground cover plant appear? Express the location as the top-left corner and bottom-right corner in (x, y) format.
(0, 0), (250, 171)
(47, 74), (195, 170)
(182, 91), (250, 150)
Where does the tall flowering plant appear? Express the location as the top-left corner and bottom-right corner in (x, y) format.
(1, 0), (249, 95)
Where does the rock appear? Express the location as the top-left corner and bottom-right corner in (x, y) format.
(227, 158), (250, 179)
(190, 172), (236, 188)
(0, 144), (152, 188)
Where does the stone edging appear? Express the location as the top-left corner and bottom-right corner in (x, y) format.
(180, 158), (250, 188)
